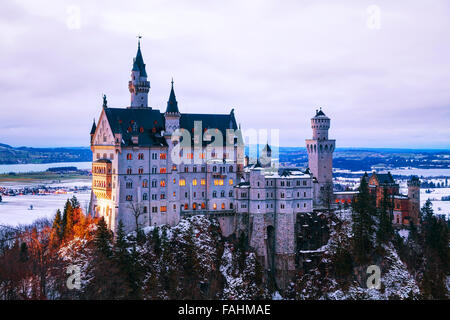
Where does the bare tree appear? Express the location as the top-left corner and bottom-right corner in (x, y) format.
(127, 201), (145, 236)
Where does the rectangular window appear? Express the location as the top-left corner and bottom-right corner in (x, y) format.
(179, 179), (186, 186)
(160, 168), (167, 173)
(160, 153), (166, 159)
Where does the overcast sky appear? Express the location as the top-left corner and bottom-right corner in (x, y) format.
(1, 0), (449, 149)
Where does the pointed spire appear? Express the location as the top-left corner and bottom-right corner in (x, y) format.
(90, 118), (97, 135)
(132, 36), (147, 77)
(165, 78), (179, 114)
(263, 141), (271, 153)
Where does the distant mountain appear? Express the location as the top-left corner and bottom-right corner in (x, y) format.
(0, 144), (91, 164)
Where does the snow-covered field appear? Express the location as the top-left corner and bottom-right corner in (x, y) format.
(0, 162), (91, 174)
(420, 188), (450, 219)
(0, 190), (91, 227)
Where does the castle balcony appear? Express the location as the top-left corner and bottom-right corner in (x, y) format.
(92, 160), (112, 200)
(181, 209), (236, 217)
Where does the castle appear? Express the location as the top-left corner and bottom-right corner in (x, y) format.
(90, 40), (389, 289)
(334, 172), (421, 226)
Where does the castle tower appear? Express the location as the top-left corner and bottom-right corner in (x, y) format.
(260, 142), (272, 168)
(128, 39), (150, 108)
(305, 108), (335, 203)
(407, 176), (421, 225)
(90, 118), (96, 145)
(164, 79), (180, 135)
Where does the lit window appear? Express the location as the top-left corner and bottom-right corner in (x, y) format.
(179, 179), (186, 186)
(201, 202), (206, 209)
(201, 179), (206, 185)
(160, 153), (166, 159)
(213, 203), (217, 210)
(221, 203), (225, 210)
(160, 206), (167, 213)
(160, 180), (166, 187)
(127, 153), (132, 160)
(192, 179), (197, 186)
(229, 179), (233, 185)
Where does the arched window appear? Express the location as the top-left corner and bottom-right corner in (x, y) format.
(143, 193), (148, 201)
(127, 167), (132, 174)
(201, 202), (206, 209)
(142, 180), (148, 188)
(213, 166), (217, 172)
(221, 203), (225, 210)
(213, 191), (217, 198)
(221, 191), (225, 197)
(213, 203), (217, 210)
(229, 190), (233, 197)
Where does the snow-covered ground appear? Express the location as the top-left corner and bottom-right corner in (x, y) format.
(420, 188), (450, 219)
(0, 190), (91, 226)
(0, 162), (92, 174)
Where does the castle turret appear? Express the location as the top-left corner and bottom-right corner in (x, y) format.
(305, 108), (336, 204)
(128, 39), (150, 108)
(90, 118), (96, 145)
(407, 176), (421, 225)
(164, 79), (180, 135)
(260, 142), (272, 168)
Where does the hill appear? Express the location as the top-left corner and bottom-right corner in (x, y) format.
(0, 144), (91, 164)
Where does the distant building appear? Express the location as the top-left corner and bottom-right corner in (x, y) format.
(334, 172), (421, 226)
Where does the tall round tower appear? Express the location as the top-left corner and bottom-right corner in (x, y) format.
(128, 39), (150, 108)
(305, 108), (336, 204)
(407, 176), (421, 225)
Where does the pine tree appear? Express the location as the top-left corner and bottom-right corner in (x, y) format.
(152, 226), (161, 257)
(62, 199), (74, 239)
(376, 188), (393, 245)
(70, 196), (80, 209)
(94, 217), (113, 258)
(351, 177), (376, 263)
(51, 209), (63, 244)
(84, 217), (130, 299)
(419, 200), (449, 299)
